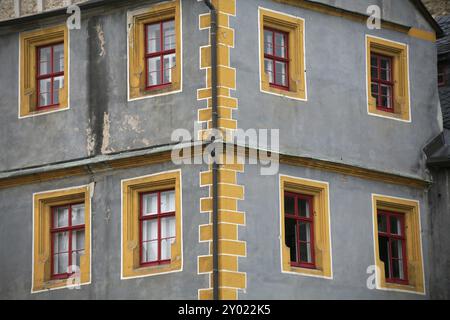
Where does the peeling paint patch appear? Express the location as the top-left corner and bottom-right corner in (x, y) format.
(123, 114), (144, 133)
(86, 126), (96, 156)
(101, 112), (112, 154)
(96, 23), (106, 57)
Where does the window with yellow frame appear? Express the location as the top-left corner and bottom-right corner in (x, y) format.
(259, 8), (306, 101)
(19, 24), (69, 118)
(32, 185), (91, 293)
(128, 0), (182, 100)
(366, 36), (411, 122)
(372, 194), (425, 294)
(279, 175), (332, 278)
(121, 170), (182, 279)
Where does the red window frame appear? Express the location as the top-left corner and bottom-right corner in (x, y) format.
(284, 191), (316, 269)
(50, 203), (85, 280)
(36, 42), (64, 110)
(377, 210), (408, 285)
(264, 27), (289, 91)
(144, 19), (175, 91)
(139, 189), (176, 267)
(371, 53), (394, 113)
(438, 62), (446, 87)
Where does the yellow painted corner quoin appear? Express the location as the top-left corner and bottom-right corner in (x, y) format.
(372, 195), (425, 294)
(197, 0), (246, 300)
(279, 175), (332, 279)
(121, 170), (182, 279)
(32, 185), (91, 293)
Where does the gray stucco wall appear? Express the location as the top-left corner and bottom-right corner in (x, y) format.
(233, 0), (441, 180)
(238, 163), (431, 300)
(0, 162), (209, 299)
(0, 0), (208, 172)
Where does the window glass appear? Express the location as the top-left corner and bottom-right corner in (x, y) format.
(39, 46), (51, 75)
(143, 193), (158, 216)
(285, 217), (297, 262)
(71, 204), (85, 226)
(54, 206), (69, 228)
(147, 23), (161, 53)
(161, 190), (175, 212)
(284, 195), (295, 214)
(264, 30), (273, 55)
(163, 20), (175, 51)
(53, 44), (64, 73)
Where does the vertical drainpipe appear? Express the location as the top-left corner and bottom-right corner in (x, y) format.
(203, 0), (219, 301)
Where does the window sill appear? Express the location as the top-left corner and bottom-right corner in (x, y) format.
(379, 281), (423, 294)
(367, 107), (410, 123)
(123, 258), (182, 279)
(20, 105), (69, 119)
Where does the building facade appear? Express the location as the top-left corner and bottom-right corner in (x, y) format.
(0, 0), (447, 299)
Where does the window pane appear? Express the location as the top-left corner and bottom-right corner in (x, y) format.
(53, 76), (64, 104)
(370, 55), (378, 68)
(378, 236), (390, 278)
(147, 56), (161, 86)
(163, 20), (175, 51)
(299, 241), (312, 263)
(264, 30), (273, 55)
(72, 250), (84, 270)
(371, 83), (379, 101)
(71, 230), (85, 269)
(390, 216), (402, 235)
(147, 23), (161, 53)
(160, 190), (175, 212)
(275, 61), (287, 86)
(264, 58), (274, 83)
(284, 195), (295, 214)
(71, 204), (85, 226)
(53, 206), (69, 228)
(381, 96), (390, 108)
(39, 78), (51, 107)
(72, 230), (85, 251)
(371, 67), (378, 80)
(285, 218), (297, 262)
(163, 53), (176, 84)
(377, 214), (387, 233)
(299, 221), (311, 242)
(381, 57), (390, 70)
(53, 44), (64, 73)
(161, 216), (176, 238)
(274, 32), (286, 58)
(54, 252), (68, 274)
(392, 258), (405, 279)
(142, 240), (158, 263)
(380, 67), (390, 81)
(161, 238), (174, 260)
(391, 239), (403, 259)
(142, 193), (158, 216)
(54, 231), (69, 254)
(142, 220), (158, 242)
(298, 198), (310, 218)
(39, 46), (51, 75)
